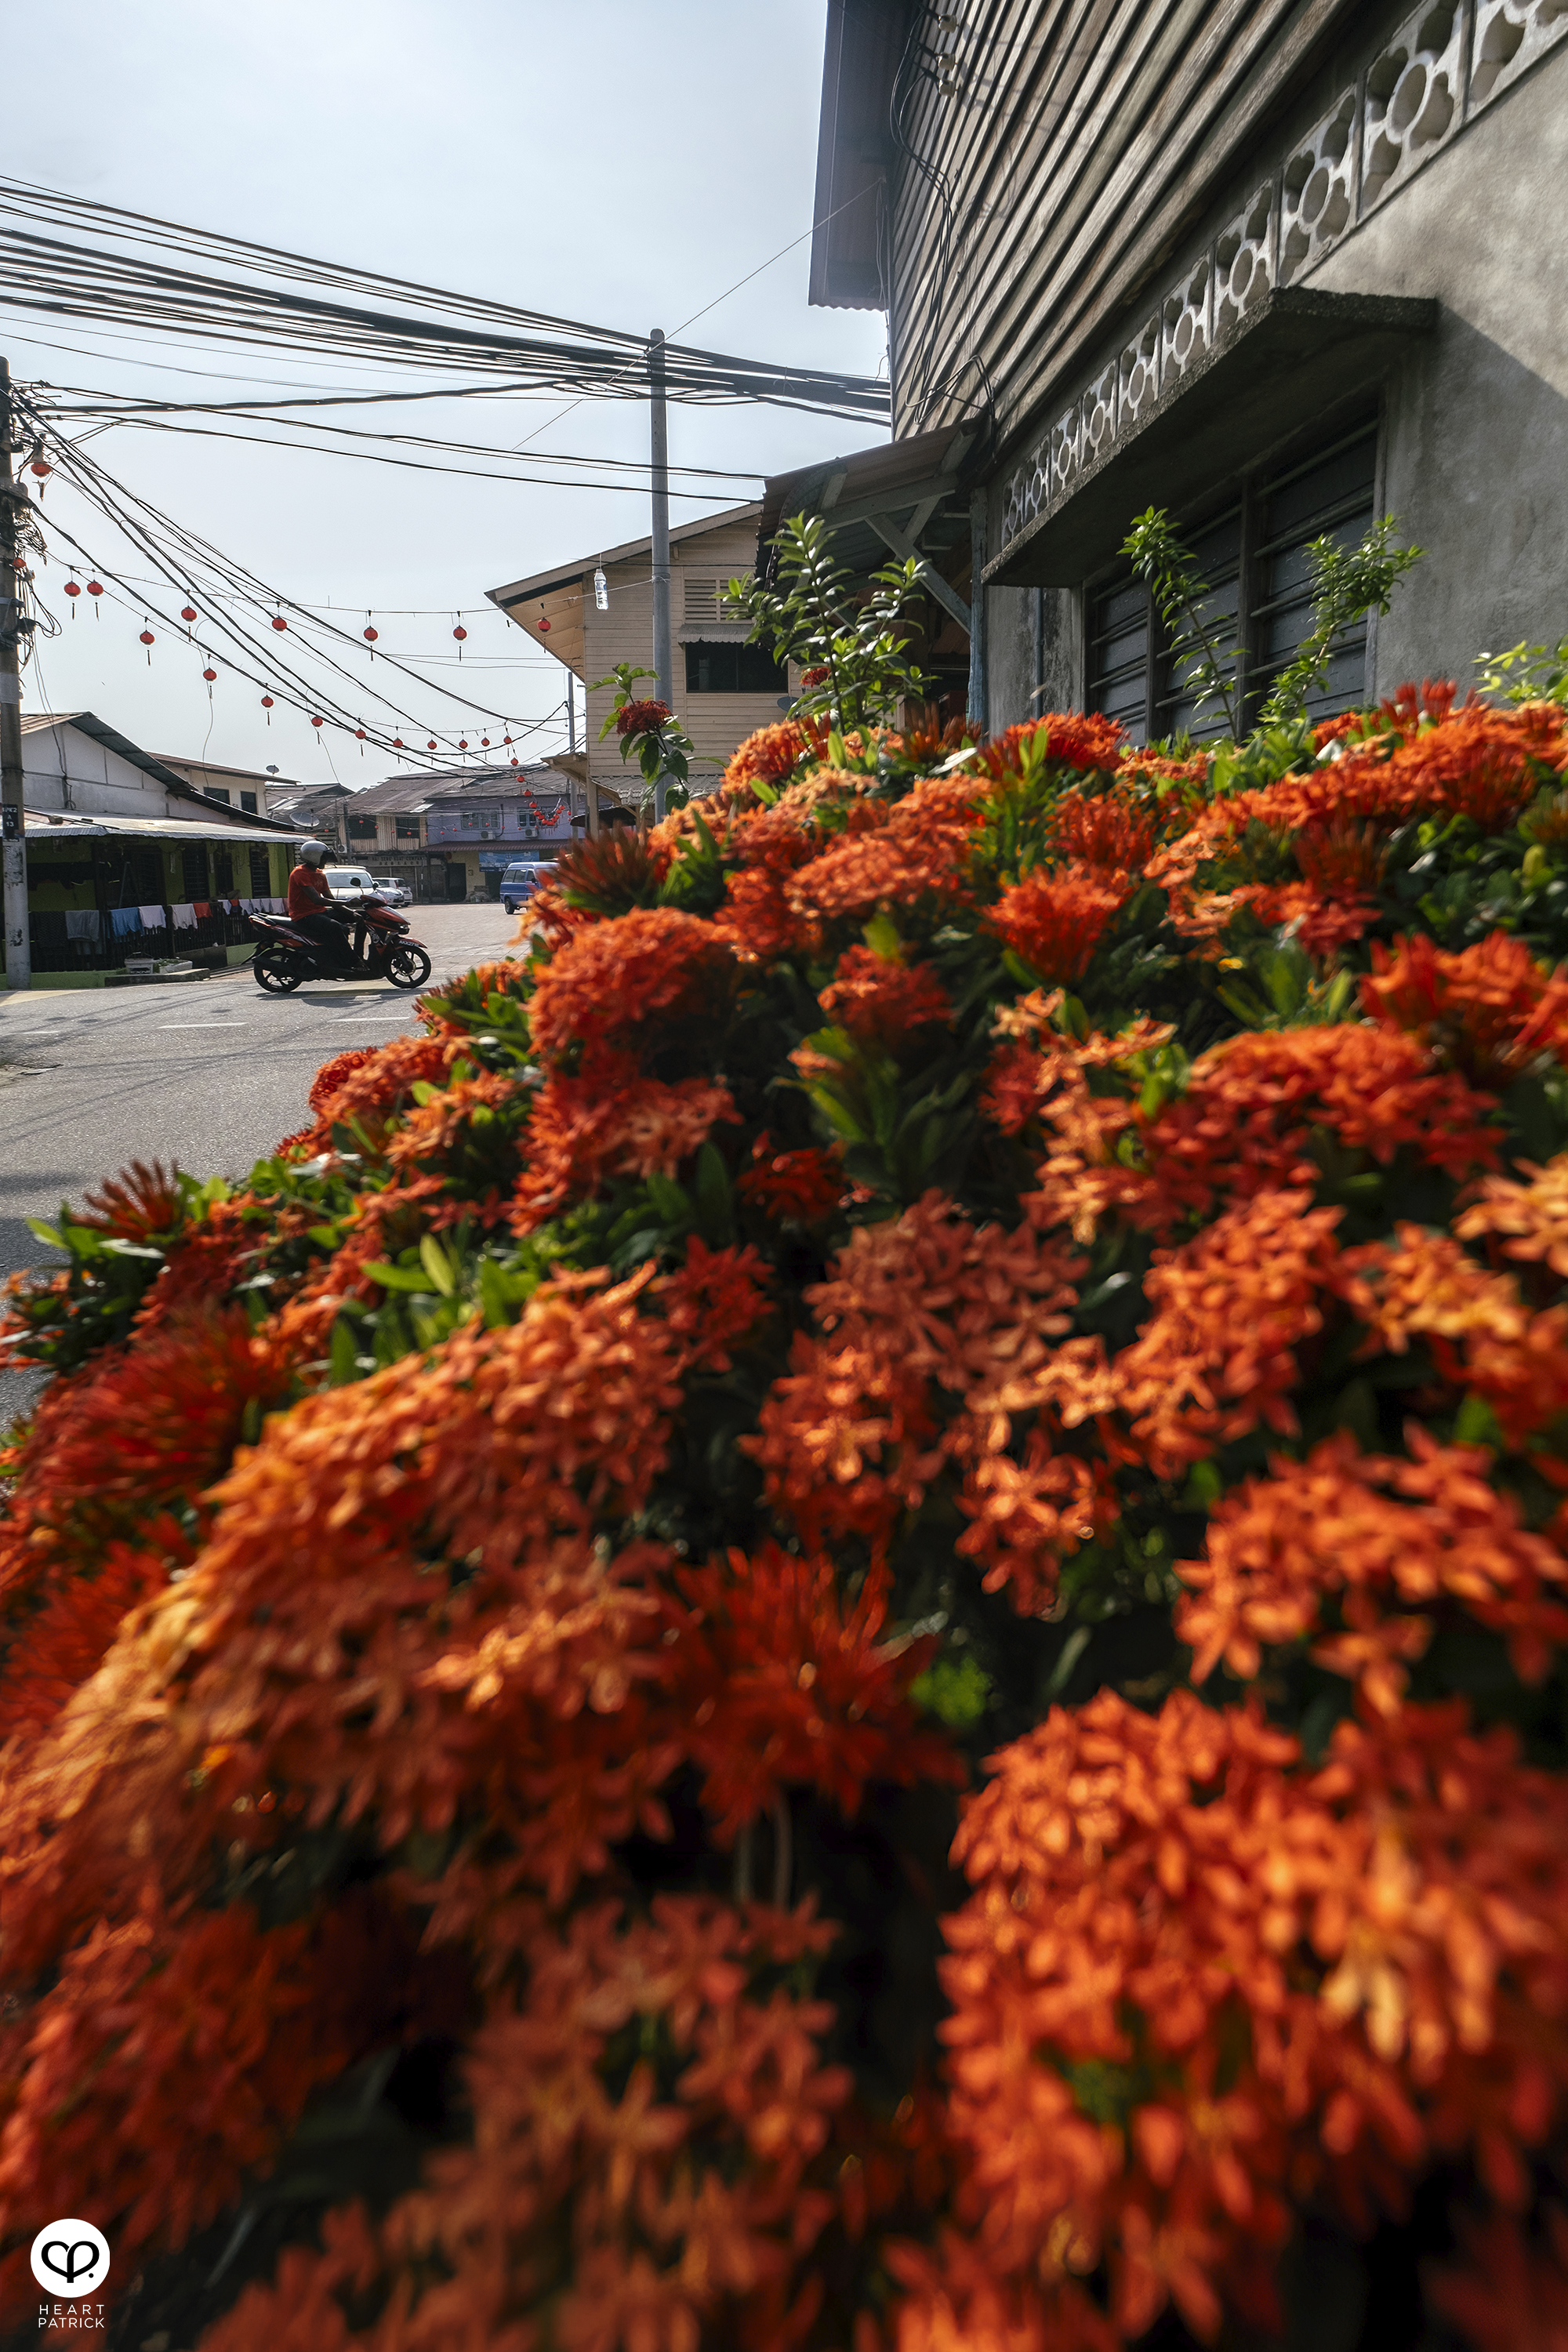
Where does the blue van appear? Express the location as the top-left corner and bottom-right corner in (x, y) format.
(500, 861), (555, 915)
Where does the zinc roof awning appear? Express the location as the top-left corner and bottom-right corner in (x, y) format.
(25, 811), (307, 841)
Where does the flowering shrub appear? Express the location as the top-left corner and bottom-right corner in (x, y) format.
(5, 685), (1568, 2347)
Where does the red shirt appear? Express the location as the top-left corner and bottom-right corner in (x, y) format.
(288, 863), (333, 920)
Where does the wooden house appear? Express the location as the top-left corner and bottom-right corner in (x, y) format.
(486, 506), (791, 800)
(806, 0), (1568, 738)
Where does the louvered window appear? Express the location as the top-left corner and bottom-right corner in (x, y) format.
(1086, 417), (1379, 743)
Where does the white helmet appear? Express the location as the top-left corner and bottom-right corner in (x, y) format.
(299, 839), (328, 867)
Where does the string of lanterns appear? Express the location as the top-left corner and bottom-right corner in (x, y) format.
(49, 561), (549, 767)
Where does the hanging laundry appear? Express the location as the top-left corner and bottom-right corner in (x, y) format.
(139, 904), (167, 929)
(171, 903), (198, 931)
(64, 909), (103, 943)
(109, 907), (143, 938)
(193, 901), (211, 920)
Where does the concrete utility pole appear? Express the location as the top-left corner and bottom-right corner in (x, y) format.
(648, 328), (673, 822)
(0, 360), (31, 990)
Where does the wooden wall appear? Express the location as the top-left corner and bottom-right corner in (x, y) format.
(888, 0), (1367, 456)
(583, 515), (785, 795)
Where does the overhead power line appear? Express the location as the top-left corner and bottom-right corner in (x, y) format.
(0, 178), (890, 423)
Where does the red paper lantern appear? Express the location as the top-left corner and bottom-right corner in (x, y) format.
(29, 458), (50, 480)
(310, 715), (324, 729)
(271, 614), (288, 632)
(538, 617), (551, 633)
(452, 626), (466, 641)
(86, 580), (103, 597)
(363, 626), (378, 643)
(393, 738), (405, 749)
(180, 605), (198, 622)
(140, 629), (154, 645)
(503, 734), (512, 745)
(261, 695), (274, 708)
(426, 739), (437, 750)
(354, 728), (366, 740)
(458, 739), (468, 751)
(64, 580), (80, 599)
(481, 737), (490, 747)
(201, 667), (217, 683)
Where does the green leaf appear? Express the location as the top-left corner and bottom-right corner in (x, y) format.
(307, 1224), (343, 1249)
(364, 1259), (432, 1294)
(646, 1172), (691, 1225)
(24, 1218), (64, 1248)
(1454, 1391), (1504, 1448)
(419, 1234), (457, 1296)
(693, 1143), (733, 1243)
(327, 1318), (359, 1387)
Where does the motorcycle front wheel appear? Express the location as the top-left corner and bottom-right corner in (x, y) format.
(254, 947), (305, 993)
(386, 943), (433, 991)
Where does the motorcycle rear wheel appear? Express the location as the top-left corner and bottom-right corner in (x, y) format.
(386, 944), (433, 990)
(254, 947), (304, 993)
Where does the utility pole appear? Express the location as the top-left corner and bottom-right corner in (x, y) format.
(648, 328), (673, 822)
(0, 360), (31, 992)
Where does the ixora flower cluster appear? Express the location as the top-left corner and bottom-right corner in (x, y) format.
(6, 685), (1568, 2348)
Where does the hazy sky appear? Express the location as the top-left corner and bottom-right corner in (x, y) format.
(9, 0), (886, 785)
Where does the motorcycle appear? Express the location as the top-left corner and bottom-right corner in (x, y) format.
(248, 897), (433, 994)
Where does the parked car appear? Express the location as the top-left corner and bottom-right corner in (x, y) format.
(371, 875), (413, 907)
(322, 866), (378, 905)
(499, 860), (556, 915)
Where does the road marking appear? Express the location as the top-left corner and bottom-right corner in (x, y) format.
(158, 1021), (252, 1030)
(329, 1010), (411, 1022)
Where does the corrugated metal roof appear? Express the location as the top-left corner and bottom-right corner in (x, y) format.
(25, 810), (304, 841)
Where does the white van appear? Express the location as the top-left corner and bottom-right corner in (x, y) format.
(500, 861), (556, 915)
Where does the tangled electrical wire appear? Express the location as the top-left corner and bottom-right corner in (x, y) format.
(11, 381), (565, 767)
(0, 179), (891, 424)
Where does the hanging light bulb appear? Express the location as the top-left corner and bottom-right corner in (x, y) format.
(593, 567), (608, 612)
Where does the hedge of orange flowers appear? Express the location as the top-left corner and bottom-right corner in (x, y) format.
(5, 681), (1568, 2347)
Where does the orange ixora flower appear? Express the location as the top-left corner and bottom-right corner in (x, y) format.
(527, 903), (735, 1064)
(735, 1132), (846, 1224)
(199, 1899), (853, 2352)
(1139, 1022), (1501, 1224)
(615, 695), (671, 735)
(985, 868), (1129, 985)
(722, 714), (830, 792)
(1457, 1150), (1568, 1284)
(977, 710), (1127, 781)
(1047, 787), (1158, 875)
(818, 943), (953, 1050)
(672, 1546), (961, 1839)
(940, 1686), (1568, 2346)
(1176, 1429), (1568, 1704)
(1362, 928), (1568, 1085)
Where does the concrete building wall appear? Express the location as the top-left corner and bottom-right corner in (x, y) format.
(22, 724), (180, 820)
(1306, 48), (1568, 695)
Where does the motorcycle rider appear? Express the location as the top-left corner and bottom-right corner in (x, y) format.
(286, 840), (354, 970)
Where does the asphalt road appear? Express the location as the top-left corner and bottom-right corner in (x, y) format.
(0, 901), (524, 1427)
